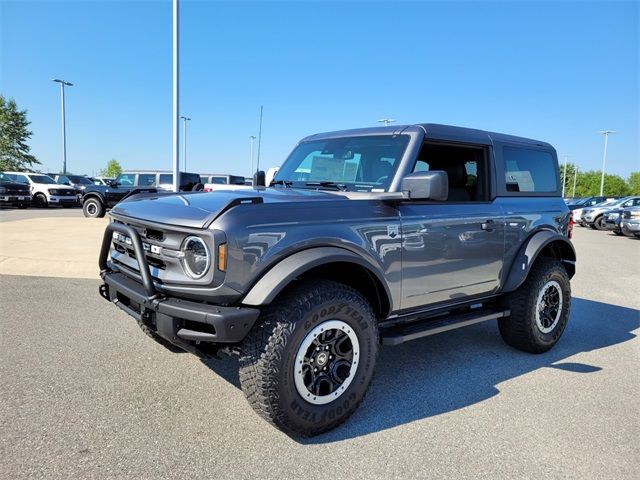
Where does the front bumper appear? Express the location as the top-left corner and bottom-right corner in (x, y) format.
(99, 222), (260, 356)
(621, 220), (640, 233)
(0, 195), (31, 206)
(49, 195), (77, 204)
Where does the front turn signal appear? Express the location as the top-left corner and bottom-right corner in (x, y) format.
(217, 243), (227, 271)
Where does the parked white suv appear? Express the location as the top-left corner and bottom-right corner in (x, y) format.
(2, 172), (77, 208)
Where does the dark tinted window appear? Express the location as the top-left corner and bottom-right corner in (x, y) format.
(138, 174), (156, 186)
(503, 147), (557, 193)
(210, 177), (226, 184)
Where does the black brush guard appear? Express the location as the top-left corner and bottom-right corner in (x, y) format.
(98, 222), (260, 356)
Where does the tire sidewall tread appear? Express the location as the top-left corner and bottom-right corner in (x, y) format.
(239, 279), (378, 437)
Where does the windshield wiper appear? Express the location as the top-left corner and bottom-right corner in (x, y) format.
(305, 181), (348, 191)
(270, 179), (293, 187)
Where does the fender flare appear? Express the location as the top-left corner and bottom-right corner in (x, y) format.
(503, 230), (576, 293)
(241, 246), (392, 313)
(81, 191), (106, 206)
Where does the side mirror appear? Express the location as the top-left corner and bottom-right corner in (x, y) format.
(401, 170), (448, 201)
(253, 170), (266, 187)
(109, 181), (118, 187)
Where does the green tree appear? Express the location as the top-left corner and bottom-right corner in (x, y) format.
(627, 172), (640, 195)
(0, 94), (40, 171)
(99, 158), (122, 178)
(573, 169), (630, 197)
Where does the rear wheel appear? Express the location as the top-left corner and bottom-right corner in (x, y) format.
(239, 280), (378, 437)
(498, 259), (571, 353)
(83, 198), (105, 218)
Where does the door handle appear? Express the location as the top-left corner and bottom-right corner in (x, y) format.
(481, 219), (495, 232)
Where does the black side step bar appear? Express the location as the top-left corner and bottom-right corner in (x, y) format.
(381, 308), (510, 346)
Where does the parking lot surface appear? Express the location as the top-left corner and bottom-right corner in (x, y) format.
(0, 213), (638, 479)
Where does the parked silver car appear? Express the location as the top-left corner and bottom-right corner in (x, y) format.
(621, 207), (640, 238)
(581, 196), (640, 230)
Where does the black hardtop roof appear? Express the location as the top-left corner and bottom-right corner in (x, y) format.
(301, 123), (553, 149)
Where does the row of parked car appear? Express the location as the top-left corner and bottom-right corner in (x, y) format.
(566, 195), (640, 238)
(0, 170), (252, 214)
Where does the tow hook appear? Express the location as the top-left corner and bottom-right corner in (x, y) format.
(98, 284), (110, 301)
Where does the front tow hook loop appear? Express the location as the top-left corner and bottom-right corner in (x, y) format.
(99, 284), (110, 301)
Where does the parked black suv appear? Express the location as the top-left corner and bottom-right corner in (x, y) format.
(97, 123), (575, 436)
(0, 172), (31, 208)
(81, 170), (201, 218)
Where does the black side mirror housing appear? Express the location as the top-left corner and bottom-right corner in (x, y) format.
(253, 170), (266, 187)
(401, 171), (448, 201)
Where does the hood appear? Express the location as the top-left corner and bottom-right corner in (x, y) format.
(110, 187), (341, 228)
(0, 181), (30, 193)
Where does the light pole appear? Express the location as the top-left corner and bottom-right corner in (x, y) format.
(180, 116), (190, 170)
(249, 135), (256, 175)
(598, 130), (616, 196)
(52, 79), (73, 174)
(377, 118), (395, 127)
(256, 106), (263, 172)
(172, 0), (180, 192)
(560, 154), (570, 197)
(572, 165), (578, 198)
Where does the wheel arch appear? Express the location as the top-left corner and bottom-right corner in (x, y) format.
(241, 247), (392, 318)
(82, 192), (105, 205)
(503, 230), (576, 293)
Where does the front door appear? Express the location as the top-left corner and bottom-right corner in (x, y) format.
(398, 141), (505, 310)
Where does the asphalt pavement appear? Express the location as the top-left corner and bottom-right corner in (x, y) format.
(0, 218), (638, 479)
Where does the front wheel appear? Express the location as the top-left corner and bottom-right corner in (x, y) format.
(594, 216), (607, 230)
(82, 198), (105, 218)
(239, 280), (378, 437)
(498, 259), (571, 353)
(33, 193), (48, 208)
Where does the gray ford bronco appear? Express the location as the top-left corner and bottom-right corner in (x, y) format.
(98, 123), (576, 436)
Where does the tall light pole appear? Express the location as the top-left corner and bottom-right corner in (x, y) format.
(560, 154), (570, 197)
(172, 0), (180, 192)
(598, 130), (616, 196)
(52, 79), (73, 174)
(377, 118), (395, 127)
(572, 165), (578, 198)
(249, 135), (256, 175)
(256, 106), (263, 172)
(180, 116), (190, 170)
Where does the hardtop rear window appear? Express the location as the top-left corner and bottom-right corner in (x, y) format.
(502, 146), (557, 193)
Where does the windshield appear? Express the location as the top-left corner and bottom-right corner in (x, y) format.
(28, 174), (58, 185)
(274, 135), (410, 191)
(67, 175), (93, 185)
(0, 173), (15, 183)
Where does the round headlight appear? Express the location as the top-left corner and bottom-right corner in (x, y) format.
(182, 236), (210, 279)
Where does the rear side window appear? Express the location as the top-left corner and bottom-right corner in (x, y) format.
(138, 174), (156, 186)
(502, 147), (557, 193)
(159, 174), (173, 184)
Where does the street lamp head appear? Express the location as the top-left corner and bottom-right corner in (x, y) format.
(250, 135), (256, 140)
(180, 116), (191, 121)
(598, 130), (616, 135)
(377, 118), (395, 124)
(52, 79), (73, 86)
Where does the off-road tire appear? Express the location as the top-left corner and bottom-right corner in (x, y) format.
(498, 259), (571, 353)
(239, 280), (379, 437)
(33, 193), (48, 208)
(593, 216), (606, 230)
(83, 198), (105, 218)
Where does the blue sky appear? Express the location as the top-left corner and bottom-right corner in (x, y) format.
(1, 0), (638, 178)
